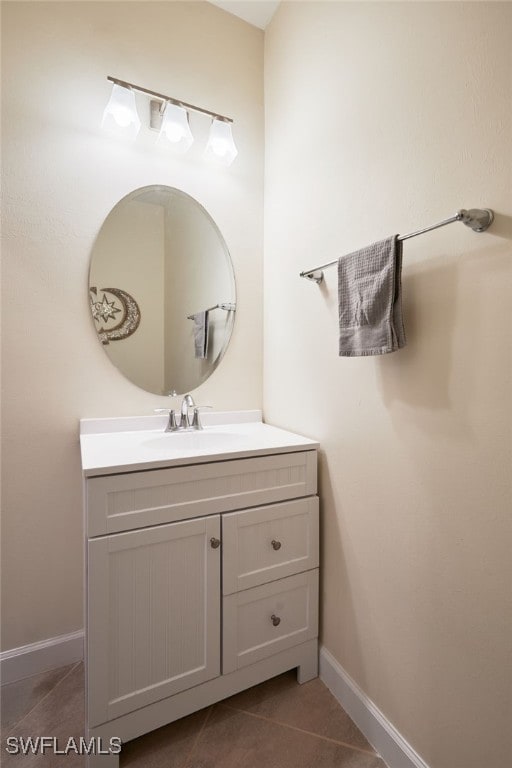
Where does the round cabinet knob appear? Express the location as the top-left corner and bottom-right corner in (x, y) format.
(271, 539), (282, 551)
(270, 614), (281, 627)
(210, 537), (221, 549)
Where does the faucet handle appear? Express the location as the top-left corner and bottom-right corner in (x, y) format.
(191, 406), (213, 430)
(154, 408), (172, 418)
(154, 408), (178, 431)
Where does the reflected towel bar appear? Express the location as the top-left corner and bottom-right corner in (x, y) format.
(299, 208), (494, 284)
(187, 303), (236, 319)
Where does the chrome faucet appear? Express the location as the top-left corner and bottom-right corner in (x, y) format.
(180, 394), (195, 429)
(155, 394), (211, 432)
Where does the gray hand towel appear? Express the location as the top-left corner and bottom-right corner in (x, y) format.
(192, 311), (209, 359)
(338, 236), (406, 356)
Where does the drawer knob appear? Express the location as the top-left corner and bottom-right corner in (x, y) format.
(270, 614), (281, 627)
(210, 537), (221, 549)
(271, 539), (282, 551)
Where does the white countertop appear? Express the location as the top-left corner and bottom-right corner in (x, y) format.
(80, 411), (318, 477)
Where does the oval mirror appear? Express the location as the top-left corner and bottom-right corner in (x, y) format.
(89, 186), (236, 396)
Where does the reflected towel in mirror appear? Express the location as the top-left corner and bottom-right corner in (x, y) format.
(192, 311), (209, 359)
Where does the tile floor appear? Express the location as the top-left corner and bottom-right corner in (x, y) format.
(1, 664), (387, 767)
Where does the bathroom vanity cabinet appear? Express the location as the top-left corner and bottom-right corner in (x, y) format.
(81, 415), (319, 766)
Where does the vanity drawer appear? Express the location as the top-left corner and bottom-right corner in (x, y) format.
(86, 450), (317, 537)
(222, 497), (319, 594)
(223, 569), (318, 674)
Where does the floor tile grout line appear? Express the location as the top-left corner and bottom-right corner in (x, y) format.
(220, 703), (376, 756)
(180, 705), (214, 768)
(1, 662), (82, 735)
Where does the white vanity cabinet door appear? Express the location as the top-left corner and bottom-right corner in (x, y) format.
(222, 497), (319, 594)
(87, 515), (220, 727)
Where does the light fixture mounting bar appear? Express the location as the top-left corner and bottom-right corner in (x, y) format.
(107, 76), (233, 123)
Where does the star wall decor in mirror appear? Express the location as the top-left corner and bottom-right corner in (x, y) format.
(89, 287), (141, 345)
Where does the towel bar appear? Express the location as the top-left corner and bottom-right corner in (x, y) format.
(300, 208), (494, 284)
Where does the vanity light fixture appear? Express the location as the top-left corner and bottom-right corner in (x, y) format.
(158, 102), (194, 153)
(102, 83), (141, 139)
(204, 118), (238, 167)
(103, 77), (237, 164)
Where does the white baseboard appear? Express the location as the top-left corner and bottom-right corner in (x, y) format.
(0, 630), (84, 685)
(319, 646), (430, 768)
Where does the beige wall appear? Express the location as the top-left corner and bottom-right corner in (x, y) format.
(1, 1), (263, 651)
(264, 3), (511, 768)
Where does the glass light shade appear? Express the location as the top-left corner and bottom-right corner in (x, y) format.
(102, 84), (141, 139)
(204, 119), (238, 166)
(158, 103), (194, 153)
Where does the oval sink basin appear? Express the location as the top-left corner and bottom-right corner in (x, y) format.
(143, 431), (248, 453)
